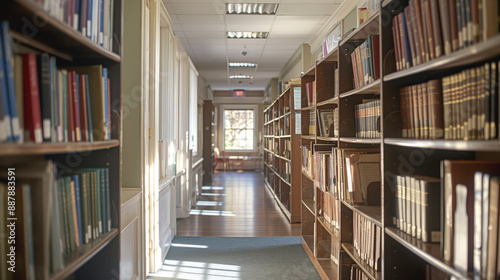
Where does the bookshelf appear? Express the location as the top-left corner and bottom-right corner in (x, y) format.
(298, 1), (500, 279)
(0, 0), (122, 279)
(263, 82), (301, 223)
(202, 100), (215, 184)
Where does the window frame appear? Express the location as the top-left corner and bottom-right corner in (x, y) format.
(221, 104), (258, 152)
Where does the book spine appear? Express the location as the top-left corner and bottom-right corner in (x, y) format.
(427, 79), (444, 139)
(449, 0), (459, 51)
(67, 71), (74, 142)
(38, 54), (52, 142)
(1, 22), (20, 142)
(22, 54), (43, 143)
(423, 0), (436, 59)
(73, 72), (81, 141)
(438, 0), (452, 54)
(73, 175), (83, 246)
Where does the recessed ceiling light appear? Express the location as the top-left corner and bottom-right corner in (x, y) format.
(229, 75), (252, 79)
(226, 3), (279, 15)
(227, 31), (269, 39)
(229, 62), (257, 68)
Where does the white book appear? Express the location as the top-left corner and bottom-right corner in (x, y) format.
(454, 184), (469, 274)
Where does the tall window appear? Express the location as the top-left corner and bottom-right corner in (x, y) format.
(223, 109), (255, 151)
(189, 66), (198, 155)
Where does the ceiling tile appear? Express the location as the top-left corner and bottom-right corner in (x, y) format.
(186, 38), (226, 45)
(176, 15), (224, 24)
(225, 15), (275, 26)
(183, 31), (226, 39)
(226, 44), (265, 50)
(277, 4), (338, 15)
(179, 24), (226, 32)
(167, 3), (223, 15)
(225, 24), (272, 32)
(273, 15), (327, 25)
(265, 38), (305, 45)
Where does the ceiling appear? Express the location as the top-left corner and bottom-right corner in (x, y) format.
(163, 0), (343, 91)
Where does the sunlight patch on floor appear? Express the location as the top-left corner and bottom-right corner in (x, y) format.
(154, 260), (241, 280)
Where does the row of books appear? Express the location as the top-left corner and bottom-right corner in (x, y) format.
(0, 161), (113, 279)
(0, 25), (112, 143)
(354, 99), (380, 138)
(317, 108), (337, 137)
(0, 183), (35, 279)
(392, 0), (497, 71)
(37, 0), (115, 51)
(305, 81), (316, 107)
(282, 139), (291, 158)
(321, 192), (340, 232)
(313, 147), (337, 193)
(350, 34), (380, 89)
(441, 160), (500, 278)
(307, 108), (316, 136)
(400, 61), (499, 140)
(393, 174), (440, 243)
(301, 145), (313, 179)
(353, 211), (382, 271)
(399, 80), (443, 139)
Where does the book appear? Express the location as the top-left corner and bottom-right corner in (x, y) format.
(441, 160), (500, 271)
(0, 21), (20, 142)
(66, 65), (106, 141)
(22, 54), (43, 143)
(37, 54), (53, 142)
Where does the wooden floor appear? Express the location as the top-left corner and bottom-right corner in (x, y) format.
(176, 171), (301, 237)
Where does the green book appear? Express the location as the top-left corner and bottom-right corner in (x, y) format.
(58, 178), (69, 254)
(97, 169), (102, 236)
(64, 177), (76, 252)
(104, 168), (111, 232)
(72, 171), (89, 244)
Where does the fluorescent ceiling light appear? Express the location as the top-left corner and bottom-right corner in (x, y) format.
(229, 62), (257, 68)
(229, 75), (252, 79)
(227, 31), (269, 39)
(226, 3), (279, 15)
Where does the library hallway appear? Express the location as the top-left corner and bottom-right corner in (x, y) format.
(176, 171), (301, 237)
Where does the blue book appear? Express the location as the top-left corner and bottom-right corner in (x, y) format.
(0, 22), (18, 142)
(0, 59), (10, 142)
(72, 175), (84, 246)
(102, 67), (109, 140)
(99, 0), (104, 46)
(87, 0), (93, 39)
(400, 12), (412, 68)
(74, 0), (80, 30)
(85, 75), (93, 142)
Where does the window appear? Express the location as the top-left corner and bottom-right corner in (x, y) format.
(223, 109), (255, 151)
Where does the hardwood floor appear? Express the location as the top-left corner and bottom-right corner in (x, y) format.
(176, 171), (301, 237)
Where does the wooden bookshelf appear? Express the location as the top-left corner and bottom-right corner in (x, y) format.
(299, 0), (500, 279)
(263, 83), (301, 223)
(0, 0), (123, 279)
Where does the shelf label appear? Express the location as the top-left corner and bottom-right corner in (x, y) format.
(295, 113), (301, 134)
(293, 87), (301, 110)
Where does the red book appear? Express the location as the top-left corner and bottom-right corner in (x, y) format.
(22, 53), (43, 143)
(67, 71), (74, 142)
(79, 74), (89, 141)
(72, 71), (81, 142)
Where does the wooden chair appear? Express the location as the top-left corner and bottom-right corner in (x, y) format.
(214, 147), (227, 171)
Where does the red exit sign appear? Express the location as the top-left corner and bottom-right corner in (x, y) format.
(234, 90), (245, 97)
